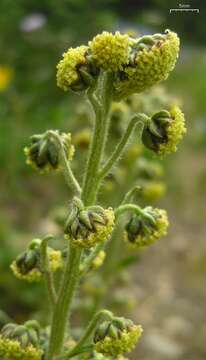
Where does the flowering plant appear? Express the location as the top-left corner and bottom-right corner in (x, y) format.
(1, 29), (186, 360)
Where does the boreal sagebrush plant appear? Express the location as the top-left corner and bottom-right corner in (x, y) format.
(2, 29), (186, 360)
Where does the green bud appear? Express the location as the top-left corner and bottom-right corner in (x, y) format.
(125, 207), (169, 247)
(142, 106), (186, 155)
(94, 316), (143, 357)
(64, 198), (115, 249)
(11, 238), (63, 282)
(0, 321), (43, 360)
(25, 131), (74, 173)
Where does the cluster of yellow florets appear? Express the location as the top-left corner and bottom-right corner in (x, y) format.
(89, 31), (130, 71)
(57, 46), (89, 91)
(65, 203), (115, 249)
(94, 317), (143, 357)
(91, 250), (106, 270)
(125, 207), (169, 247)
(10, 262), (42, 282)
(113, 30), (180, 100)
(0, 338), (42, 360)
(0, 321), (43, 360)
(158, 106), (186, 155)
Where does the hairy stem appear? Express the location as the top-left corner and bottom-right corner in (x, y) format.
(47, 72), (113, 360)
(80, 243), (105, 276)
(121, 185), (142, 205)
(40, 236), (57, 307)
(48, 131), (81, 195)
(115, 203), (156, 224)
(47, 245), (82, 359)
(82, 71), (113, 206)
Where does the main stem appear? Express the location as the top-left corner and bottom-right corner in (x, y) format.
(47, 245), (81, 359)
(82, 72), (113, 206)
(47, 72), (113, 360)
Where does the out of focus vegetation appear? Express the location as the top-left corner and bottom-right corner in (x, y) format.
(1, 1), (206, 358)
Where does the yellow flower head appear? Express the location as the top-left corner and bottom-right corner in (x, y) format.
(0, 66), (13, 91)
(140, 181), (166, 202)
(25, 131), (74, 173)
(11, 239), (63, 282)
(73, 128), (91, 149)
(91, 251), (106, 270)
(0, 322), (43, 360)
(125, 207), (169, 247)
(114, 30), (180, 100)
(57, 45), (96, 91)
(142, 106), (186, 155)
(94, 317), (143, 357)
(89, 31), (130, 71)
(64, 198), (115, 249)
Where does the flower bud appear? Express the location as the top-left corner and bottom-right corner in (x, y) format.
(142, 106), (186, 155)
(137, 158), (164, 180)
(140, 181), (166, 202)
(89, 31), (131, 72)
(0, 321), (43, 360)
(24, 131), (74, 172)
(57, 46), (99, 92)
(11, 239), (63, 282)
(125, 207), (169, 247)
(114, 30), (180, 100)
(94, 317), (143, 357)
(64, 198), (115, 249)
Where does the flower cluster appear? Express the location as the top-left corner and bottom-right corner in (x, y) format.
(0, 320), (43, 360)
(64, 198), (115, 249)
(142, 106), (186, 155)
(94, 317), (143, 357)
(56, 29), (180, 99)
(125, 207), (169, 247)
(11, 238), (63, 282)
(25, 131), (74, 172)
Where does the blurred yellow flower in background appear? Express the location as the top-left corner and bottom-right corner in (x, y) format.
(0, 65), (13, 91)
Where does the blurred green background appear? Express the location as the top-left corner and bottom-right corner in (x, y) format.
(0, 0), (206, 359)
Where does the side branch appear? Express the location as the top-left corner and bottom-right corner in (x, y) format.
(60, 310), (114, 359)
(98, 113), (149, 182)
(48, 131), (81, 195)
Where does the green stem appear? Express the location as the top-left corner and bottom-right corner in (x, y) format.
(48, 131), (81, 195)
(98, 114), (148, 182)
(81, 72), (113, 206)
(47, 245), (82, 359)
(61, 310), (113, 359)
(121, 185), (142, 205)
(40, 235), (57, 307)
(47, 72), (113, 360)
(115, 203), (156, 224)
(80, 243), (105, 276)
(62, 345), (94, 359)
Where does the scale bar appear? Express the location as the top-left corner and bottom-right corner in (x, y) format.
(170, 8), (199, 13)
